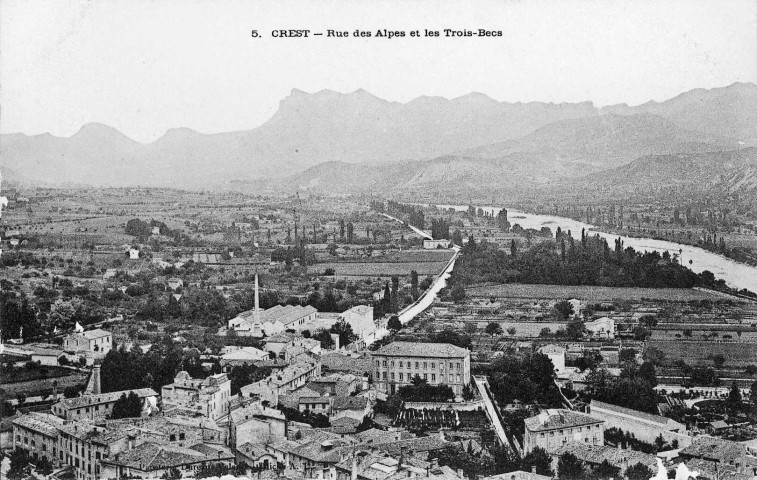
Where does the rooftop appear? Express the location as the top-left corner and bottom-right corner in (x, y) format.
(12, 413), (64, 437)
(373, 342), (469, 358)
(102, 441), (233, 470)
(80, 329), (111, 340)
(524, 409), (603, 432)
(59, 388), (158, 410)
(680, 436), (749, 462)
(551, 442), (657, 470)
(590, 400), (681, 427)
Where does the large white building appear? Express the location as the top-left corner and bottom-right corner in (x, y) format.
(371, 342), (470, 397)
(523, 409), (604, 454)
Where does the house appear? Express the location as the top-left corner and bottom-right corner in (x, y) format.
(12, 413), (65, 465)
(339, 305), (376, 348)
(372, 342), (471, 397)
(229, 401), (287, 448)
(100, 441), (234, 479)
(335, 450), (464, 480)
(585, 317), (615, 339)
(537, 344), (566, 374)
(678, 436), (752, 467)
(588, 400), (689, 447)
(241, 359), (321, 406)
(63, 328), (112, 354)
(481, 471), (550, 480)
(523, 409), (604, 454)
(161, 372), (231, 421)
(167, 277), (183, 290)
(423, 239), (451, 249)
(129, 248), (140, 259)
(236, 442), (279, 470)
(550, 442), (657, 474)
(51, 388), (158, 421)
(221, 346), (269, 368)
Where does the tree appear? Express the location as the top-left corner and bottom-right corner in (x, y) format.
(8, 448), (30, 479)
(410, 270), (419, 298)
(463, 323), (478, 335)
(643, 346), (666, 365)
(313, 329), (335, 349)
(713, 354), (726, 368)
(330, 319), (357, 348)
(519, 447), (552, 477)
(554, 300), (575, 319)
(110, 392), (143, 419)
(557, 452), (584, 480)
(36, 457), (54, 476)
(727, 382), (743, 414)
(619, 348), (638, 365)
(228, 363), (271, 395)
(485, 322), (503, 336)
(625, 463), (654, 480)
(510, 239), (517, 257)
(507, 327), (517, 335)
(450, 284), (466, 303)
(387, 315), (402, 332)
(638, 362), (658, 387)
(594, 460), (620, 480)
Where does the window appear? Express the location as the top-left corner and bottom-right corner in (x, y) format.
(540, 433), (545, 438)
(391, 373), (395, 380)
(423, 362), (427, 369)
(399, 373), (404, 381)
(457, 362), (461, 368)
(415, 362), (419, 369)
(170, 434), (176, 441)
(550, 432), (554, 437)
(399, 361), (403, 367)
(383, 361), (387, 367)
(423, 374), (428, 380)
(179, 433), (185, 440)
(391, 361), (395, 367)
(450, 362), (454, 369)
(383, 372), (387, 380)
(431, 374), (436, 382)
(376, 361), (380, 367)
(431, 362), (435, 369)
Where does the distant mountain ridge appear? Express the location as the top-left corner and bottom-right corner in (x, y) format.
(1, 82), (755, 188)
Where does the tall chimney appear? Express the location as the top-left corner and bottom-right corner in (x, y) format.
(351, 448), (358, 480)
(254, 272), (261, 324)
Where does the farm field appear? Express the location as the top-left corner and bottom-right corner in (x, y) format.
(466, 284), (725, 302)
(648, 340), (757, 367)
(1, 373), (88, 398)
(316, 261), (450, 277)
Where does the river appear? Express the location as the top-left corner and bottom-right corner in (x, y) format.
(433, 204), (757, 294)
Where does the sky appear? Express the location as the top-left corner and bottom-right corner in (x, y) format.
(1, 0), (755, 143)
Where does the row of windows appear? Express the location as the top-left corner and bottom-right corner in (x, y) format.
(381, 372), (462, 383)
(538, 424), (596, 437)
(378, 360), (462, 370)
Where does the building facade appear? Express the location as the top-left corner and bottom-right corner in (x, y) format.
(63, 329), (113, 354)
(523, 409), (604, 454)
(371, 342), (471, 396)
(161, 371), (232, 421)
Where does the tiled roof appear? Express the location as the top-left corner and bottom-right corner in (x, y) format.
(321, 353), (373, 374)
(551, 442), (657, 469)
(82, 329), (111, 340)
(237, 442), (273, 460)
(333, 396), (369, 411)
(679, 436), (749, 462)
(373, 342), (469, 358)
(12, 413), (64, 437)
(537, 344), (565, 355)
(481, 471), (551, 480)
(524, 409), (603, 432)
(59, 388), (158, 410)
(103, 441), (232, 470)
(373, 435), (448, 456)
(590, 400), (679, 427)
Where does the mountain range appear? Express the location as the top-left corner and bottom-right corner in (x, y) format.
(1, 82), (756, 191)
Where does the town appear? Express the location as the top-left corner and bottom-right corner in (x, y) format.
(3, 190), (757, 480)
